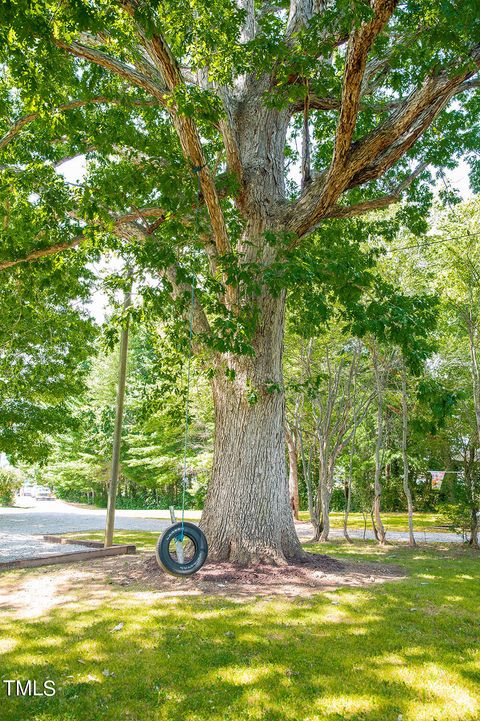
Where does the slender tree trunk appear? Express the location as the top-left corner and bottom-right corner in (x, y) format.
(201, 291), (304, 564)
(285, 424), (300, 519)
(468, 316), (480, 441)
(372, 349), (387, 544)
(467, 319), (480, 548)
(104, 277), (132, 548)
(298, 430), (318, 539)
(306, 445), (317, 536)
(319, 455), (336, 542)
(469, 506), (479, 548)
(343, 395), (359, 543)
(343, 479), (352, 542)
(343, 449), (355, 543)
(401, 365), (416, 546)
(318, 454), (330, 542)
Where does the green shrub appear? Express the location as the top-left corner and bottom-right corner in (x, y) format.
(439, 502), (471, 539)
(0, 468), (23, 506)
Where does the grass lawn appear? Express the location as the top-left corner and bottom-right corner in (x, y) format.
(66, 509), (450, 535)
(60, 504), (450, 535)
(297, 511), (449, 533)
(0, 535), (478, 721)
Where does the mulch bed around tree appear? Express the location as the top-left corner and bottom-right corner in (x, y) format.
(0, 551), (407, 617)
(103, 551), (406, 598)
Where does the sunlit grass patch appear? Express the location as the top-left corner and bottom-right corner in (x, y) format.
(63, 529), (160, 551)
(298, 511), (448, 533)
(0, 541), (478, 721)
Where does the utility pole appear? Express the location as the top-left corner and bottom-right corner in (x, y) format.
(104, 274), (133, 548)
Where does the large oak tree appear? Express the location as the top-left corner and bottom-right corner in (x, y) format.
(1, 0), (479, 563)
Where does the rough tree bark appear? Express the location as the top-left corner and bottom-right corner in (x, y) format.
(401, 363), (416, 547)
(201, 290), (305, 563)
(200, 95), (308, 563)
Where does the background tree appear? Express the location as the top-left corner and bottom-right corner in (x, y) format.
(41, 323), (213, 508)
(0, 467), (23, 507)
(418, 199), (480, 545)
(0, 257), (96, 462)
(1, 0), (479, 562)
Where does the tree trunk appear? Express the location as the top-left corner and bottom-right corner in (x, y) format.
(372, 349), (387, 544)
(319, 490), (332, 541)
(318, 454), (335, 542)
(200, 101), (306, 564)
(467, 318), (480, 549)
(201, 291), (304, 564)
(104, 276), (132, 548)
(285, 424), (300, 519)
(343, 398), (359, 543)
(469, 507), (479, 548)
(305, 442), (318, 537)
(401, 365), (416, 547)
(467, 316), (480, 443)
(343, 474), (353, 544)
(318, 475), (331, 542)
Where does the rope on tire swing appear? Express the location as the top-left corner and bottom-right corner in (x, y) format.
(155, 165), (209, 577)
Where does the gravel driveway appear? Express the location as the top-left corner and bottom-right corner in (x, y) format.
(0, 499), (170, 563)
(0, 533), (98, 563)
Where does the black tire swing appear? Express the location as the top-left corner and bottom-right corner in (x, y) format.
(156, 166), (208, 578)
(156, 521), (208, 577)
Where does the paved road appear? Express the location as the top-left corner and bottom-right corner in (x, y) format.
(0, 499), (171, 536)
(0, 499), (172, 562)
(0, 499), (463, 563)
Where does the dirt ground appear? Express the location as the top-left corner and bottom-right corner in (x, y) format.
(0, 550), (406, 618)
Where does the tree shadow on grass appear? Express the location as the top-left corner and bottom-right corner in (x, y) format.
(0, 543), (478, 721)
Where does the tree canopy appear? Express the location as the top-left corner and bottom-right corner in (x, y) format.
(1, 0), (479, 561)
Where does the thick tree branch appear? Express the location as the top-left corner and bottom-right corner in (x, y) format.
(458, 79), (480, 93)
(0, 207), (167, 272)
(333, 1), (396, 166)
(55, 40), (169, 106)
(0, 235), (85, 271)
(128, 25), (231, 258)
(238, 0), (256, 43)
(324, 160), (428, 219)
(346, 47), (480, 185)
(218, 117), (243, 185)
(285, 45), (480, 238)
(55, 28), (234, 309)
(0, 96), (156, 152)
(291, 93), (399, 114)
(164, 266), (211, 335)
(120, 216), (212, 334)
(287, 0), (324, 38)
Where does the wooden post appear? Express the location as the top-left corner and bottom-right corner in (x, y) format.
(104, 275), (132, 548)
